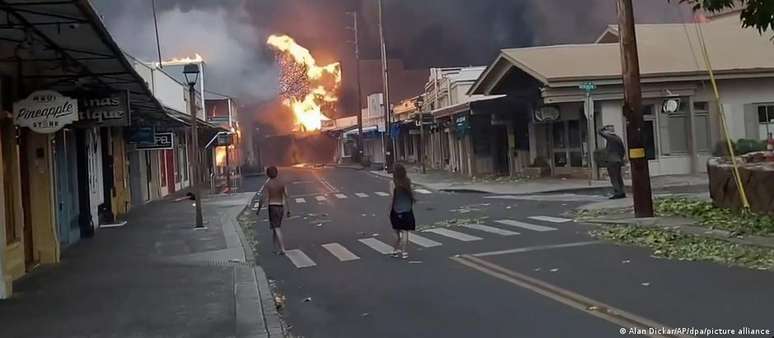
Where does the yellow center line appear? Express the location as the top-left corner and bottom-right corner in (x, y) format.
(451, 255), (694, 338)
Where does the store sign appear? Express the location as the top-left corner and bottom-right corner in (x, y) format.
(216, 133), (233, 146)
(127, 128), (155, 145)
(74, 90), (130, 127)
(661, 98), (682, 114)
(534, 106), (560, 122)
(136, 132), (174, 150)
(13, 90), (78, 133)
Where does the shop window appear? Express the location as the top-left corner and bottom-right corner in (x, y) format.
(758, 105), (774, 139)
(552, 123), (566, 148)
(551, 120), (586, 168)
(554, 152), (568, 167)
(694, 102), (711, 153)
(667, 114), (690, 154)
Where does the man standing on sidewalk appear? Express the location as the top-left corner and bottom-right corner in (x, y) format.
(599, 125), (626, 199)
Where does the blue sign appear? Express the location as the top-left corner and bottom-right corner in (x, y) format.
(390, 123), (401, 139)
(127, 128), (155, 145)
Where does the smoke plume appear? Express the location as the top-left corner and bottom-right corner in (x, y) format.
(91, 0), (693, 111)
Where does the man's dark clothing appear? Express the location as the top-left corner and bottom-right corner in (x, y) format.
(600, 131), (626, 197)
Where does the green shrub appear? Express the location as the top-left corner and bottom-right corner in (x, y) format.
(713, 138), (766, 157)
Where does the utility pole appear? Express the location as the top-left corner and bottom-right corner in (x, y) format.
(378, 0), (393, 172)
(151, 0), (163, 68)
(617, 0), (654, 217)
(346, 11), (364, 164)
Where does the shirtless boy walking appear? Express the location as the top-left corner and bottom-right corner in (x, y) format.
(257, 166), (290, 255)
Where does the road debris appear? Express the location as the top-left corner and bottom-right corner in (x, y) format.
(622, 259), (631, 264)
(303, 297), (312, 302)
(533, 268), (542, 272)
(641, 282), (651, 287)
(549, 268), (559, 272)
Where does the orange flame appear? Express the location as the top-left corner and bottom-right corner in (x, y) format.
(267, 34), (341, 131)
(215, 146), (227, 166)
(160, 53), (205, 66)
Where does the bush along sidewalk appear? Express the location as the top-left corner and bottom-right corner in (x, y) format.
(591, 225), (774, 271)
(655, 197), (774, 236)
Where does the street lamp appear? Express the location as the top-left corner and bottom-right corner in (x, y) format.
(184, 63), (204, 228)
(414, 95), (426, 174)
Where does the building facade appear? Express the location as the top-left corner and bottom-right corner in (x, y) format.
(470, 13), (774, 179)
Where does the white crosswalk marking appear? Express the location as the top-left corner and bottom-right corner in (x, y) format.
(285, 249), (316, 268)
(495, 220), (557, 232)
(358, 238), (394, 254)
(322, 243), (360, 261)
(528, 216), (572, 223)
(355, 193), (369, 198)
(414, 189), (432, 194)
(335, 194), (348, 199)
(295, 198), (306, 204)
(423, 228), (482, 241)
(461, 224), (520, 236)
(407, 233), (442, 247)
(315, 196), (327, 201)
(374, 192), (390, 197)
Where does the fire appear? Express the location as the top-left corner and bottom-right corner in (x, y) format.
(215, 146), (226, 166)
(267, 34), (341, 131)
(160, 53), (205, 66)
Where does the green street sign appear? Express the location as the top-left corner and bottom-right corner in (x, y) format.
(579, 81), (597, 92)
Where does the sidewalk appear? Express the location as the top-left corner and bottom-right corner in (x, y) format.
(0, 192), (281, 338)
(369, 165), (708, 195)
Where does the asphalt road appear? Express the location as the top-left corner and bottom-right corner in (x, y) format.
(243, 167), (774, 338)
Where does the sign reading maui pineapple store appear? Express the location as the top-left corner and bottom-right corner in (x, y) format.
(73, 90), (130, 127)
(13, 90), (78, 133)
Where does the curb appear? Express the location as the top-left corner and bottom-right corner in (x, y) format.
(233, 197), (285, 338)
(578, 216), (774, 250)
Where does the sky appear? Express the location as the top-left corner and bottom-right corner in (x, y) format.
(90, 0), (693, 113)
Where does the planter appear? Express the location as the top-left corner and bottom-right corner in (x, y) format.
(708, 154), (774, 215)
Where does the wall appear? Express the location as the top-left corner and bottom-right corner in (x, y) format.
(132, 61), (187, 114)
(694, 77), (774, 141)
(111, 129), (130, 218)
(25, 132), (58, 264)
(1, 118), (25, 285)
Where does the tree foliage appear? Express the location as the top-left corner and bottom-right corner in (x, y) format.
(672, 0), (774, 32)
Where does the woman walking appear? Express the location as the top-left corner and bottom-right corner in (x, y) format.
(390, 164), (416, 259)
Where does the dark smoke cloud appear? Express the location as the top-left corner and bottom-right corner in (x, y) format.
(91, 0), (691, 111)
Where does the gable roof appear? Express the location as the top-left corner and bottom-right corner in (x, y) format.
(472, 15), (774, 94)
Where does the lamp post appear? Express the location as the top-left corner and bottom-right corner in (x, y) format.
(415, 95), (426, 174)
(184, 63), (204, 228)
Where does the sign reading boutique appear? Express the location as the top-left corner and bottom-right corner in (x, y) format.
(73, 90), (130, 127)
(13, 90), (78, 133)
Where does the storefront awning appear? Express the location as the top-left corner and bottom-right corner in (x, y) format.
(343, 125), (378, 138)
(0, 0), (167, 125)
(432, 95), (506, 119)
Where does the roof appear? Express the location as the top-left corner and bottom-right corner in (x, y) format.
(0, 0), (169, 126)
(432, 95), (506, 118)
(472, 15), (774, 94)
